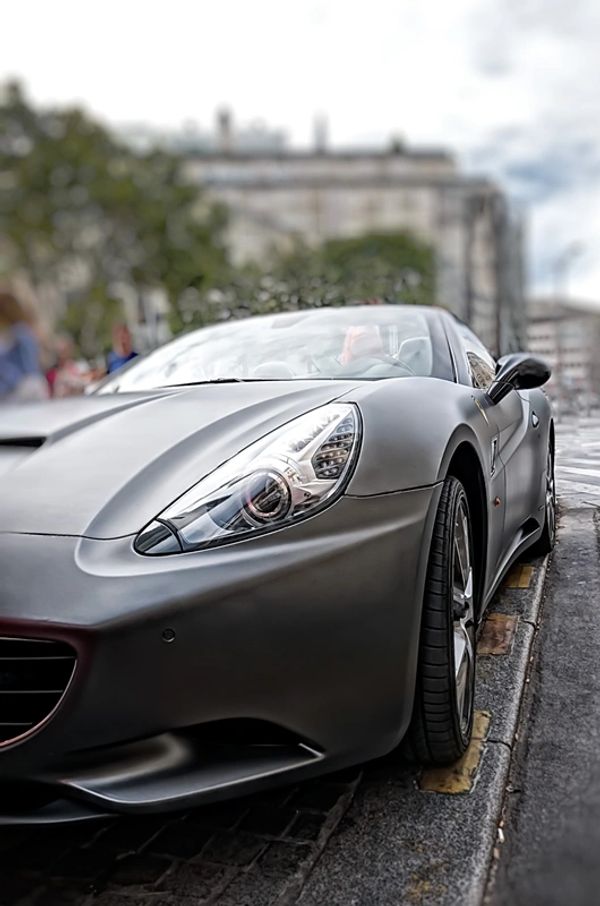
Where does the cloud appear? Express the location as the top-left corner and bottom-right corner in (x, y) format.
(453, 0), (600, 301)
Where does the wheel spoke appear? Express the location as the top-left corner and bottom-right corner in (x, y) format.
(452, 497), (476, 736)
(454, 618), (475, 725)
(453, 507), (471, 589)
(453, 567), (474, 613)
(545, 446), (556, 539)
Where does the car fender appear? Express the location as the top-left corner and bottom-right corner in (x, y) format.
(343, 377), (495, 497)
(343, 377), (504, 610)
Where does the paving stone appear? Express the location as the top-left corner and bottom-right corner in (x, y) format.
(212, 868), (284, 906)
(155, 859), (234, 901)
(147, 819), (212, 859)
(52, 845), (116, 882)
(92, 893), (168, 906)
(287, 811), (327, 842)
(238, 805), (297, 838)
(257, 841), (314, 880)
(201, 831), (266, 867)
(103, 852), (172, 887)
(92, 817), (169, 854)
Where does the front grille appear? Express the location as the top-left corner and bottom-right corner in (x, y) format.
(0, 637), (76, 744)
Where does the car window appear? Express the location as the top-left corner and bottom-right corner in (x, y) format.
(457, 325), (496, 390)
(97, 306), (444, 393)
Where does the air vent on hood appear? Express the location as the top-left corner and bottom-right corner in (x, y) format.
(0, 637), (76, 745)
(0, 437), (46, 449)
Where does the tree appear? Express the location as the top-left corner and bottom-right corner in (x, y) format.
(0, 81), (230, 355)
(180, 230), (435, 328)
(0, 82), (436, 349)
(273, 231), (435, 306)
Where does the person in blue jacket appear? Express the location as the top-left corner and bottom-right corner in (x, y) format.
(107, 322), (138, 374)
(0, 292), (49, 402)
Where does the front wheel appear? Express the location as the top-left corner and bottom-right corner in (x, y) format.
(529, 436), (556, 557)
(406, 476), (477, 764)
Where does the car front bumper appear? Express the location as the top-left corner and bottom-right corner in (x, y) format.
(0, 484), (441, 823)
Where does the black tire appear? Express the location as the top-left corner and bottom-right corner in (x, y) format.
(406, 476), (477, 765)
(528, 435), (556, 557)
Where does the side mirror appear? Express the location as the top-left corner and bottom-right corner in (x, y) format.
(488, 353), (551, 405)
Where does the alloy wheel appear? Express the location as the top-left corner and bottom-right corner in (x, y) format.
(546, 444), (556, 545)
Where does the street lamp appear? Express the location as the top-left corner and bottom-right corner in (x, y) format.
(552, 241), (585, 300)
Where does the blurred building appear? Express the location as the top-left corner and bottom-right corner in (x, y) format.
(121, 110), (287, 156)
(185, 116), (525, 354)
(527, 297), (600, 412)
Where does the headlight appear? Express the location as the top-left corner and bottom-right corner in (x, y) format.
(135, 403), (361, 555)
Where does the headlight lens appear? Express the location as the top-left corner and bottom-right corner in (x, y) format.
(136, 403), (361, 554)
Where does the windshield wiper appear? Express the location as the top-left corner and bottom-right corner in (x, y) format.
(162, 378), (247, 387)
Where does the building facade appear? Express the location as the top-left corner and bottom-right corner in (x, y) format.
(186, 144), (525, 354)
(527, 297), (600, 412)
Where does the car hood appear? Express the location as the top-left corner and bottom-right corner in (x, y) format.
(0, 381), (359, 538)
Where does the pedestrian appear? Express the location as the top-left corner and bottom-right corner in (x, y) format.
(46, 335), (90, 397)
(0, 291), (49, 403)
(107, 323), (138, 374)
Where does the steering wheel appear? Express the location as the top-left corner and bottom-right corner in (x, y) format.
(386, 356), (417, 376)
(336, 354), (417, 378)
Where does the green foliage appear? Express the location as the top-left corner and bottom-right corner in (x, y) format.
(275, 231), (435, 305)
(178, 232), (435, 330)
(60, 290), (124, 357)
(0, 81), (229, 355)
(1, 81), (435, 349)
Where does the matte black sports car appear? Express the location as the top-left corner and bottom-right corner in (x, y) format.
(0, 305), (553, 823)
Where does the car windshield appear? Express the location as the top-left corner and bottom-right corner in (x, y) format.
(97, 305), (435, 393)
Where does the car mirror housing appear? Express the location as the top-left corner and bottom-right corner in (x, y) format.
(488, 353), (551, 405)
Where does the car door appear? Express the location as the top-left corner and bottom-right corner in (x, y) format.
(455, 325), (532, 565)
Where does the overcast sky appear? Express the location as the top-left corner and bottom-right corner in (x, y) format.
(4, 0), (600, 302)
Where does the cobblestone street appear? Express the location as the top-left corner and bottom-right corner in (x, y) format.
(0, 769), (364, 906)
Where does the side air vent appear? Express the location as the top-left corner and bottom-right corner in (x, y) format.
(0, 637), (76, 745)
